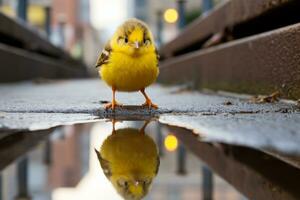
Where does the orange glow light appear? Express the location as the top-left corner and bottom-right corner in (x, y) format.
(164, 134), (178, 152)
(164, 8), (178, 23)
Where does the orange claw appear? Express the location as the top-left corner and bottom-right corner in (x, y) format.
(105, 86), (122, 111)
(140, 88), (158, 109)
(104, 101), (123, 110)
(142, 99), (158, 109)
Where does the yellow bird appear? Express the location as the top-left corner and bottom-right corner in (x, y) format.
(95, 18), (159, 110)
(95, 122), (160, 200)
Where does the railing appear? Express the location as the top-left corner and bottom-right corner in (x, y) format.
(0, 12), (88, 82)
(159, 0), (300, 100)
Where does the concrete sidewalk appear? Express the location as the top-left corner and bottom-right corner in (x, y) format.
(0, 79), (300, 155)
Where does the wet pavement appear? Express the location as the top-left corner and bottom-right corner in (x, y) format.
(1, 79), (300, 154)
(1, 120), (300, 200)
(0, 121), (245, 200)
(0, 79), (298, 131)
(1, 79), (300, 199)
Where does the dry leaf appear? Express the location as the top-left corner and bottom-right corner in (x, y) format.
(249, 91), (280, 104)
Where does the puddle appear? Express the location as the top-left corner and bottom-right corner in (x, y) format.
(1, 119), (300, 200)
(159, 113), (300, 156)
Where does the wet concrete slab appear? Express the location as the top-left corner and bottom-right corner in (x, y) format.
(0, 79), (300, 155)
(0, 129), (52, 171)
(0, 79), (296, 115)
(159, 113), (300, 155)
(0, 112), (98, 131)
(169, 126), (300, 200)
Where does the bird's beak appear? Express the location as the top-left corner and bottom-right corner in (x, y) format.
(134, 41), (139, 49)
(134, 180), (144, 186)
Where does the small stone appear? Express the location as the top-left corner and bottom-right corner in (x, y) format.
(0, 112), (6, 118)
(223, 101), (233, 105)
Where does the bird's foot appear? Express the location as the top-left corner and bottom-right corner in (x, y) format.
(104, 101), (123, 110)
(142, 99), (158, 109)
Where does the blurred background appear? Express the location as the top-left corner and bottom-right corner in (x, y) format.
(0, 0), (223, 73)
(2, 0), (300, 200)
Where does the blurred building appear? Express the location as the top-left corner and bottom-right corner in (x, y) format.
(51, 0), (100, 68)
(0, 0), (101, 71)
(129, 0), (203, 45)
(0, 0), (50, 30)
(48, 125), (90, 188)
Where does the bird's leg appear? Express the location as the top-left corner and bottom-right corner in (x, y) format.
(112, 119), (116, 134)
(105, 86), (122, 110)
(140, 88), (158, 109)
(139, 120), (151, 134)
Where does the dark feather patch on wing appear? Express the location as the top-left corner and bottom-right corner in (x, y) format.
(155, 156), (160, 175)
(94, 148), (112, 179)
(95, 42), (111, 68)
(155, 48), (160, 67)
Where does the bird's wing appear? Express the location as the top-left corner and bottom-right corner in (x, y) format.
(155, 156), (160, 175)
(94, 149), (112, 179)
(95, 42), (112, 68)
(155, 48), (160, 67)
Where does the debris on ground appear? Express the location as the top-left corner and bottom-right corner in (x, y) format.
(276, 108), (289, 113)
(0, 112), (6, 118)
(249, 91), (280, 104)
(100, 100), (110, 104)
(223, 101), (233, 105)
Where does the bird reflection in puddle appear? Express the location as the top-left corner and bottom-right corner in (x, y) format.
(95, 120), (160, 200)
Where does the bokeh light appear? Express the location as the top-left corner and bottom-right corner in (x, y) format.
(1, 5), (16, 17)
(28, 5), (46, 26)
(163, 8), (178, 23)
(164, 134), (178, 152)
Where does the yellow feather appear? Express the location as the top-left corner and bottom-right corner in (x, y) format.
(100, 128), (158, 177)
(98, 127), (159, 200)
(98, 18), (159, 92)
(100, 52), (158, 91)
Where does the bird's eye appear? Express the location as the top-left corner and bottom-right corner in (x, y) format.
(144, 39), (151, 45)
(144, 179), (151, 185)
(118, 179), (128, 187)
(124, 37), (128, 43)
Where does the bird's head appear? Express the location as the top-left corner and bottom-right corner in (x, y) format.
(95, 123), (160, 200)
(111, 177), (152, 200)
(111, 18), (156, 57)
